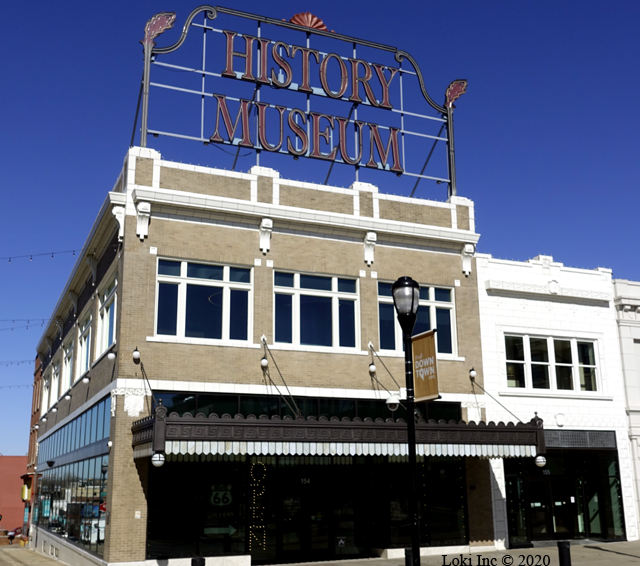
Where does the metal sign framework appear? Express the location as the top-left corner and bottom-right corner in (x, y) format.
(139, 6), (467, 197)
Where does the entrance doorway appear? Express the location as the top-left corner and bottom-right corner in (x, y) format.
(505, 450), (625, 546)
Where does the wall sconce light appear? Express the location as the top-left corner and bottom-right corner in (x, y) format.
(107, 351), (116, 361)
(260, 356), (268, 369)
(34, 424), (39, 430)
(46, 461), (55, 468)
(51, 406), (58, 413)
(369, 363), (376, 375)
(151, 452), (165, 467)
(42, 416), (47, 422)
(469, 368), (477, 381)
(535, 455), (547, 468)
(133, 348), (141, 365)
(64, 394), (71, 401)
(82, 375), (90, 384)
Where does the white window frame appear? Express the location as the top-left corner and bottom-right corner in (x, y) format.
(504, 334), (599, 393)
(61, 340), (74, 395)
(50, 360), (60, 404)
(41, 373), (51, 414)
(155, 259), (253, 344)
(273, 272), (360, 351)
(77, 315), (92, 379)
(378, 283), (457, 358)
(98, 275), (117, 357)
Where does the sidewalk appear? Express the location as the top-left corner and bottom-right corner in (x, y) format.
(2, 540), (640, 566)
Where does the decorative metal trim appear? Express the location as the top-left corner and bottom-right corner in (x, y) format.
(133, 408), (544, 455)
(288, 12), (328, 32)
(151, 6), (217, 55)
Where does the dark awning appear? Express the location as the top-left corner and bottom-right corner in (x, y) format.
(132, 406), (545, 460)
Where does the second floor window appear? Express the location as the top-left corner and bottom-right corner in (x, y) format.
(378, 282), (456, 355)
(61, 342), (74, 393)
(274, 272), (358, 349)
(156, 260), (252, 341)
(77, 316), (92, 378)
(98, 276), (117, 356)
(505, 335), (598, 392)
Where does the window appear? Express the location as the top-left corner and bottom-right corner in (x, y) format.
(505, 335), (598, 392)
(61, 341), (74, 393)
(156, 260), (252, 341)
(98, 276), (117, 356)
(274, 272), (358, 349)
(378, 282), (455, 355)
(51, 362), (60, 404)
(77, 316), (92, 378)
(42, 377), (51, 414)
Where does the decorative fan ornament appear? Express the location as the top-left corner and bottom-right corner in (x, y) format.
(288, 12), (328, 31)
(445, 79), (468, 108)
(142, 12), (177, 47)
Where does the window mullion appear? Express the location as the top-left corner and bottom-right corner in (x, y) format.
(523, 336), (532, 389)
(293, 292), (301, 346)
(222, 284), (231, 341)
(548, 337), (557, 391)
(177, 280), (187, 338)
(332, 292), (340, 348)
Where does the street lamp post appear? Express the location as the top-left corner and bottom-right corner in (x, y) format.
(391, 276), (421, 566)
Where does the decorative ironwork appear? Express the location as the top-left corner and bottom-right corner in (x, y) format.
(445, 79), (468, 108)
(141, 12), (177, 47)
(133, 408), (544, 453)
(138, 5), (468, 197)
(288, 12), (328, 31)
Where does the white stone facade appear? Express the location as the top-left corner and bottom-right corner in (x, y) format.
(614, 279), (640, 525)
(476, 254), (638, 544)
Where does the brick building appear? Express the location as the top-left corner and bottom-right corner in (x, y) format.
(29, 146), (546, 566)
(0, 456), (28, 534)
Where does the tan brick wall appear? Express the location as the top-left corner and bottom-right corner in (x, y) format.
(457, 206), (470, 231)
(116, 214), (482, 395)
(279, 185), (353, 214)
(104, 397), (151, 563)
(135, 158), (153, 187)
(379, 200), (451, 228)
(159, 167), (251, 200)
(257, 176), (273, 203)
(359, 192), (373, 217)
(466, 458), (495, 546)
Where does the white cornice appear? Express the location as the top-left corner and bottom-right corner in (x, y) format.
(130, 187), (479, 246)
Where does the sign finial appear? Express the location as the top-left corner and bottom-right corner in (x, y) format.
(445, 79), (468, 108)
(142, 12), (177, 47)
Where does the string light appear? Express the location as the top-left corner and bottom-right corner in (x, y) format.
(249, 460), (266, 551)
(0, 359), (35, 366)
(0, 249), (79, 263)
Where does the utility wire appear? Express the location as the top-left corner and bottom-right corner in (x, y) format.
(368, 344), (402, 389)
(469, 375), (522, 423)
(261, 339), (301, 416)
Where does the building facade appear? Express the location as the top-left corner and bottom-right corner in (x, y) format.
(613, 279), (640, 525)
(20, 356), (43, 540)
(476, 254), (639, 547)
(29, 146), (547, 566)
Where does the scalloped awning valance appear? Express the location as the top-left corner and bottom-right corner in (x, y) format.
(132, 408), (545, 461)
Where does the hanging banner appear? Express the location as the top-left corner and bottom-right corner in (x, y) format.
(412, 329), (439, 402)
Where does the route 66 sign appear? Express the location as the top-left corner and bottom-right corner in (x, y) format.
(211, 484), (232, 506)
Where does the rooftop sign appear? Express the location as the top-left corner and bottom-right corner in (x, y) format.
(139, 6), (466, 196)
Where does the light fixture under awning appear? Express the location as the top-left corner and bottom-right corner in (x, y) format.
(132, 408), (544, 461)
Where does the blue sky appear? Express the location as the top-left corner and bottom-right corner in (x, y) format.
(0, 1), (638, 455)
